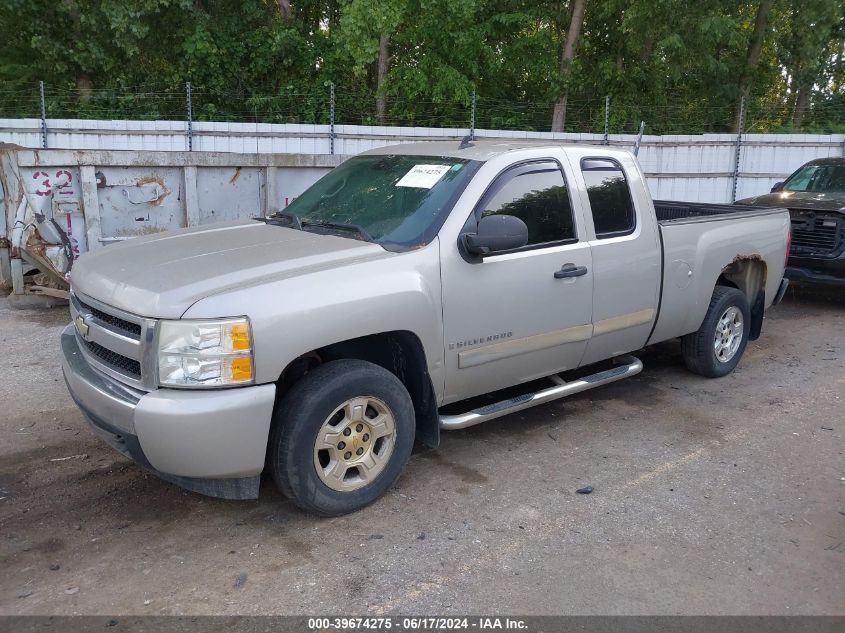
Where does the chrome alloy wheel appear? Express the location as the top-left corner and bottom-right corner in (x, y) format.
(313, 396), (396, 491)
(714, 306), (743, 363)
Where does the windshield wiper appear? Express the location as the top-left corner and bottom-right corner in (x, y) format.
(301, 220), (372, 242)
(256, 211), (302, 230)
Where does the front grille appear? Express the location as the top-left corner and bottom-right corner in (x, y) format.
(790, 210), (843, 256)
(76, 297), (142, 339)
(80, 338), (142, 378)
(71, 291), (150, 388)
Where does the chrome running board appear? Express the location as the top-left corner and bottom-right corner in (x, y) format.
(439, 355), (643, 430)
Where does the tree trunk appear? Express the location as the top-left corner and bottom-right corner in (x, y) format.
(639, 35), (654, 64)
(277, 0), (291, 20)
(615, 31), (625, 73)
(551, 0), (587, 133)
(831, 39), (844, 95)
(792, 88), (810, 128)
(733, 0), (774, 132)
(76, 75), (93, 101)
(376, 33), (390, 124)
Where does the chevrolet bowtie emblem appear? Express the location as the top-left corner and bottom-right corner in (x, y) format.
(75, 314), (90, 339)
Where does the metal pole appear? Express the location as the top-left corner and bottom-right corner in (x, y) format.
(731, 95), (746, 203)
(633, 121), (645, 156)
(470, 90), (476, 140)
(39, 80), (48, 149)
(186, 81), (193, 152)
(329, 83), (336, 155)
(603, 95), (609, 145)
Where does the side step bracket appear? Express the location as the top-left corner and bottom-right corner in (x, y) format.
(439, 355), (643, 430)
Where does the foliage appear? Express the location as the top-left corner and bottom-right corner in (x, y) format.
(0, 0), (842, 132)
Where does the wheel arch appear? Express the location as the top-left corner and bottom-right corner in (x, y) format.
(276, 330), (440, 448)
(716, 256), (767, 340)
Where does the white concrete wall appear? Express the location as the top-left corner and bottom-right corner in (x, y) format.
(1, 118), (843, 203)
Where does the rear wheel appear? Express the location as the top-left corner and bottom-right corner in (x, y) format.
(269, 359), (415, 516)
(681, 286), (750, 378)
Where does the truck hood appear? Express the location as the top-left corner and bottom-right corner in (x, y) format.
(735, 190), (845, 213)
(70, 220), (390, 319)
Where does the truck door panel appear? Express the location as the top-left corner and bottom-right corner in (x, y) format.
(572, 156), (661, 366)
(440, 160), (593, 404)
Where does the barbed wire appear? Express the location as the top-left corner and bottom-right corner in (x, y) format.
(0, 83), (842, 135)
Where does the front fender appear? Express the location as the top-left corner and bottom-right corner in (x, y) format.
(182, 239), (445, 400)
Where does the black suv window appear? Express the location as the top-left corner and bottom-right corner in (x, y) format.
(477, 163), (576, 247)
(581, 158), (636, 238)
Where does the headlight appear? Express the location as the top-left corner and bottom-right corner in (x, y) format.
(157, 317), (254, 388)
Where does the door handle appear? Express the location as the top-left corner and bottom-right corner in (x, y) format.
(554, 263), (588, 279)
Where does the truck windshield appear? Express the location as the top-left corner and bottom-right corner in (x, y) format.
(783, 164), (845, 193)
(282, 155), (480, 250)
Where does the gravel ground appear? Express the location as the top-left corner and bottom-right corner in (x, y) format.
(0, 287), (843, 616)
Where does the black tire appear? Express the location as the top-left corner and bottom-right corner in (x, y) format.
(268, 359), (415, 516)
(681, 286), (750, 378)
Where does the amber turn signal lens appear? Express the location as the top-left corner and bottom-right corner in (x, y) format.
(229, 356), (253, 381)
(230, 323), (251, 350)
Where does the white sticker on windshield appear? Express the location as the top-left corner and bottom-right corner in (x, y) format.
(395, 164), (452, 189)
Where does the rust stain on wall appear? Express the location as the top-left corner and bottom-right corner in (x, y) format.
(229, 166), (242, 184)
(135, 174), (171, 206)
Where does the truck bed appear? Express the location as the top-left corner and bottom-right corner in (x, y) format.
(648, 200), (790, 347)
(654, 200), (778, 224)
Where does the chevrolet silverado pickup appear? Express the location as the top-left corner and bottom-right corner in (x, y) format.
(62, 141), (791, 515)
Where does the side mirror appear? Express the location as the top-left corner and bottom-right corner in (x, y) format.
(771, 181), (784, 193)
(462, 214), (529, 256)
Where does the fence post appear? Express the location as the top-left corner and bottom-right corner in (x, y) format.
(39, 80), (48, 149)
(633, 121), (645, 156)
(731, 95), (746, 203)
(329, 82), (335, 155)
(186, 82), (193, 152)
(470, 90), (476, 140)
(603, 95), (610, 145)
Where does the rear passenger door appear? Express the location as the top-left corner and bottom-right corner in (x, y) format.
(573, 156), (661, 366)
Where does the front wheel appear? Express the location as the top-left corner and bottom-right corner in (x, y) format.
(268, 359), (415, 516)
(681, 286), (750, 378)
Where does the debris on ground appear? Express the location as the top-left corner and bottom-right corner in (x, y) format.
(576, 486), (594, 494)
(49, 454), (88, 462)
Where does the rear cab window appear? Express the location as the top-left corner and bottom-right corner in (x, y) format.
(580, 158), (636, 238)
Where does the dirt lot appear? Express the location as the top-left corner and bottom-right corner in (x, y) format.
(0, 287), (843, 616)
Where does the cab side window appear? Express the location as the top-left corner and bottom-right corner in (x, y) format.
(478, 163), (576, 247)
(580, 158), (636, 238)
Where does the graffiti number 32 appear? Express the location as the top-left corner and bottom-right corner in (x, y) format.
(33, 169), (73, 196)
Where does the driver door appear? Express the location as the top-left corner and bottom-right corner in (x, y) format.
(440, 160), (594, 404)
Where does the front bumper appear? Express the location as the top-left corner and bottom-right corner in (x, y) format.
(61, 325), (276, 499)
(786, 253), (845, 288)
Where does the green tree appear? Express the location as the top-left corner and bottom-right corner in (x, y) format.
(0, 0), (842, 132)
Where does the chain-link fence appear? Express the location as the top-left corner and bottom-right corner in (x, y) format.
(1, 82), (844, 138)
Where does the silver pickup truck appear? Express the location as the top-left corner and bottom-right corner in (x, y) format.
(61, 141), (790, 515)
